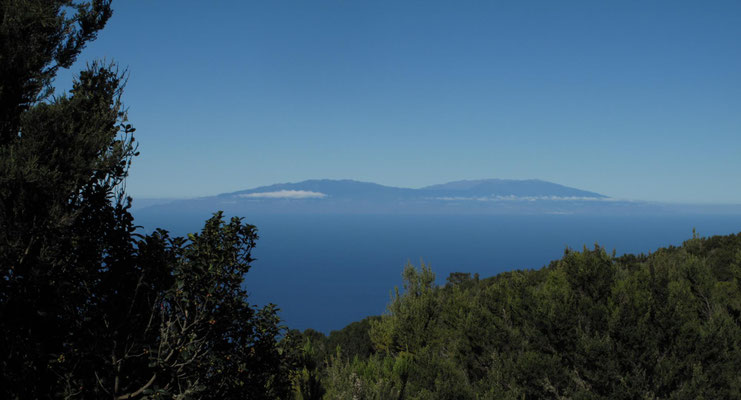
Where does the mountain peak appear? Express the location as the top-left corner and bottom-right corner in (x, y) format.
(421, 179), (606, 198)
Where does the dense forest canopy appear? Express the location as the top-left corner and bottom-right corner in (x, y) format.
(2, 1), (740, 399)
(295, 233), (741, 399)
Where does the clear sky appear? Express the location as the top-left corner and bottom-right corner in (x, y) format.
(56, 0), (741, 203)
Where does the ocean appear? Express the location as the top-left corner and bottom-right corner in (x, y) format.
(133, 211), (741, 333)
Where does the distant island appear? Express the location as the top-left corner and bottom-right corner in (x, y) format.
(229, 178), (607, 200)
(134, 179), (741, 215)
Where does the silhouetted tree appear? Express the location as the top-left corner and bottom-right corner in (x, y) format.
(0, 2), (294, 398)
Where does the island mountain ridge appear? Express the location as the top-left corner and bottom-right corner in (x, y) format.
(133, 179), (741, 216)
(224, 178), (607, 200)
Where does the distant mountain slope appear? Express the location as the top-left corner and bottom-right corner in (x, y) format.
(223, 178), (606, 200)
(225, 179), (418, 200)
(422, 179), (606, 198)
(136, 178), (638, 216)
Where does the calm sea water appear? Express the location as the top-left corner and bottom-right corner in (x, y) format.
(134, 211), (741, 333)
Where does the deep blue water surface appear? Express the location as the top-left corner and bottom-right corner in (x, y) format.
(134, 211), (741, 333)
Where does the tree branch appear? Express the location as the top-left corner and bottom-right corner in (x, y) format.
(115, 373), (157, 400)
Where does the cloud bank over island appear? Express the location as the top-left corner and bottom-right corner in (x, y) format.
(238, 190), (328, 199)
(433, 195), (619, 202)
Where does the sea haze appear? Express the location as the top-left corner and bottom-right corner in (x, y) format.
(133, 180), (741, 332)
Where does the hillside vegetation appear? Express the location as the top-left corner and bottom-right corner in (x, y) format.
(292, 232), (741, 399)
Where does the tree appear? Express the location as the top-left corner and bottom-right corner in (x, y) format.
(321, 238), (741, 399)
(0, 1), (294, 398)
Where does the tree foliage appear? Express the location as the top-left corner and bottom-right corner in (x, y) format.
(0, 2), (293, 398)
(301, 234), (741, 399)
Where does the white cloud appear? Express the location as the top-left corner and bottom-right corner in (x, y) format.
(433, 195), (610, 202)
(238, 190), (328, 199)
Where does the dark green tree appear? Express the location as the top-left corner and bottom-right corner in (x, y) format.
(0, 1), (294, 398)
(320, 237), (741, 399)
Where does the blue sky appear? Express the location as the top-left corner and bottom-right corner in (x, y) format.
(56, 0), (741, 203)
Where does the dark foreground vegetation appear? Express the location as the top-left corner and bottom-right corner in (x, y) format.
(0, 2), (292, 398)
(2, 1), (740, 399)
(295, 233), (741, 399)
